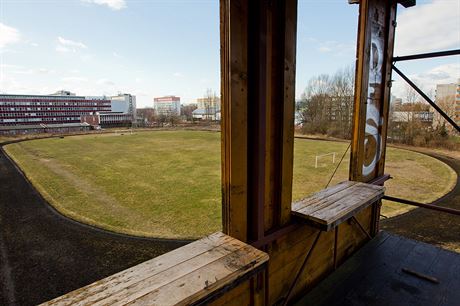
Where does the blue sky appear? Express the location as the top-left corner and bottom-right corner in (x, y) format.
(0, 0), (459, 107)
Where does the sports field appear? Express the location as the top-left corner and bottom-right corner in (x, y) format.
(4, 130), (456, 239)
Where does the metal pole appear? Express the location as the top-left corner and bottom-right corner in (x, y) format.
(383, 195), (460, 216)
(393, 49), (460, 62)
(392, 64), (460, 133)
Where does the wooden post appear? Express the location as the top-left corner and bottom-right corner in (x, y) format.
(220, 0), (298, 243)
(349, 0), (398, 235)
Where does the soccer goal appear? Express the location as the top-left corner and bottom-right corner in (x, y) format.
(315, 152), (336, 168)
(114, 129), (134, 136)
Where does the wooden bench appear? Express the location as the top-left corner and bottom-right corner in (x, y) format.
(283, 181), (386, 305)
(291, 181), (385, 231)
(41, 232), (268, 306)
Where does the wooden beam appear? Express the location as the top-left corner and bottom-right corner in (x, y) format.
(220, 0), (297, 244)
(220, 0), (249, 242)
(349, 0), (398, 183)
(349, 0), (398, 236)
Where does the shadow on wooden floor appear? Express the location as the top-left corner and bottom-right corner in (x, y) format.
(296, 231), (460, 306)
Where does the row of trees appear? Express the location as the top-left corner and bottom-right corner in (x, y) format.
(387, 87), (454, 148)
(136, 108), (183, 127)
(296, 66), (354, 139)
(297, 66), (458, 149)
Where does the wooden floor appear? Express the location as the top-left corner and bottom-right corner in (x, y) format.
(296, 231), (460, 306)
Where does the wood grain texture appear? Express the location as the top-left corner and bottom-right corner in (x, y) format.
(220, 0), (249, 242)
(41, 232), (268, 306)
(291, 181), (384, 231)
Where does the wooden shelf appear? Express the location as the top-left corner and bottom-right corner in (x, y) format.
(41, 232), (268, 306)
(291, 181), (385, 231)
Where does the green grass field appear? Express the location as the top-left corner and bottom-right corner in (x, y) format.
(4, 130), (456, 239)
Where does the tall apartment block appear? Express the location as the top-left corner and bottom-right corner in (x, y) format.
(153, 96), (181, 116)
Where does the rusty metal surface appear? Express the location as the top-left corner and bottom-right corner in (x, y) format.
(383, 195), (460, 216)
(368, 174), (391, 185)
(393, 49), (460, 62)
(392, 64), (460, 132)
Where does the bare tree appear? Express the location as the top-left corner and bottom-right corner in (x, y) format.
(404, 83), (420, 104)
(330, 66), (355, 138)
(298, 67), (355, 138)
(203, 88), (218, 121)
(181, 104), (198, 122)
(433, 95), (455, 129)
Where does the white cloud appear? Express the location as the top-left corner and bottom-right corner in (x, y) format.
(56, 36), (87, 53)
(318, 46), (332, 53)
(395, 0), (460, 55)
(0, 64), (23, 70)
(173, 72), (184, 78)
(308, 38), (355, 56)
(97, 78), (115, 86)
(392, 63), (460, 99)
(81, 0), (127, 10)
(62, 76), (89, 83)
(56, 45), (69, 53)
(7, 67), (54, 75)
(0, 23), (21, 49)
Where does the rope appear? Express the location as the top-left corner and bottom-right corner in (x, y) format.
(325, 142), (351, 189)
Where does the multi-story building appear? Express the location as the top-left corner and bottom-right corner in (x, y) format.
(392, 111), (434, 124)
(0, 92), (111, 126)
(196, 96), (221, 110)
(455, 81), (460, 126)
(433, 80), (460, 128)
(110, 93), (136, 115)
(81, 112), (134, 128)
(154, 96), (181, 116)
(193, 96), (221, 121)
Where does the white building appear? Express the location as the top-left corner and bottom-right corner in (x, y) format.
(111, 93), (136, 115)
(154, 96), (181, 116)
(433, 80), (460, 128)
(192, 96), (221, 121)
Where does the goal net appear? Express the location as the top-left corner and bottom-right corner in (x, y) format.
(315, 152), (336, 168)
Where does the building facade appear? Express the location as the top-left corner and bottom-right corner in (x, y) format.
(433, 80), (460, 128)
(0, 93), (111, 126)
(193, 96), (221, 120)
(154, 96), (181, 116)
(111, 93), (136, 115)
(81, 112), (134, 128)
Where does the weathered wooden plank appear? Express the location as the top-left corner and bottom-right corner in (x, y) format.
(292, 183), (359, 218)
(123, 245), (268, 306)
(291, 181), (355, 211)
(279, 0), (298, 227)
(41, 232), (237, 305)
(312, 188), (383, 225)
(221, 0), (249, 242)
(90, 245), (252, 305)
(207, 281), (251, 306)
(291, 181), (384, 231)
(42, 232), (268, 306)
(264, 207), (373, 304)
